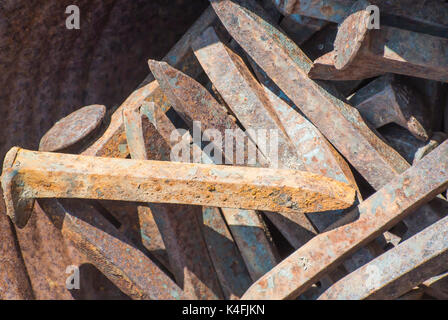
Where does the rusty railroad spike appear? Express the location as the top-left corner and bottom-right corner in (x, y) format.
(135, 102), (280, 282)
(241, 139), (448, 300)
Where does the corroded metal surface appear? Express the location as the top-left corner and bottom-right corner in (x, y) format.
(350, 75), (431, 141)
(124, 104), (224, 300)
(2, 147), (356, 228)
(210, 0), (408, 191)
(333, 1), (448, 83)
(242, 140), (448, 300)
(319, 214), (448, 300)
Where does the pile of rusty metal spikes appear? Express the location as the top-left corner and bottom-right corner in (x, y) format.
(2, 0), (448, 300)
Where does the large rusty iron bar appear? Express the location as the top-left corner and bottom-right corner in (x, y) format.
(2, 147), (355, 228)
(319, 214), (448, 300)
(349, 75), (431, 141)
(123, 106), (224, 300)
(139, 102), (280, 282)
(37, 198), (185, 300)
(333, 1), (448, 83)
(210, 0), (408, 191)
(241, 139), (448, 300)
(272, 0), (448, 37)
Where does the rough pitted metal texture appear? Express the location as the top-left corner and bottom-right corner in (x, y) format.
(0, 0), (208, 299)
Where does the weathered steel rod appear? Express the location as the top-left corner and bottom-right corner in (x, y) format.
(319, 214), (448, 300)
(241, 139), (448, 300)
(2, 147), (355, 228)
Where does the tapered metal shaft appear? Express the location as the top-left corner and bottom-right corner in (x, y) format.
(2, 147), (355, 228)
